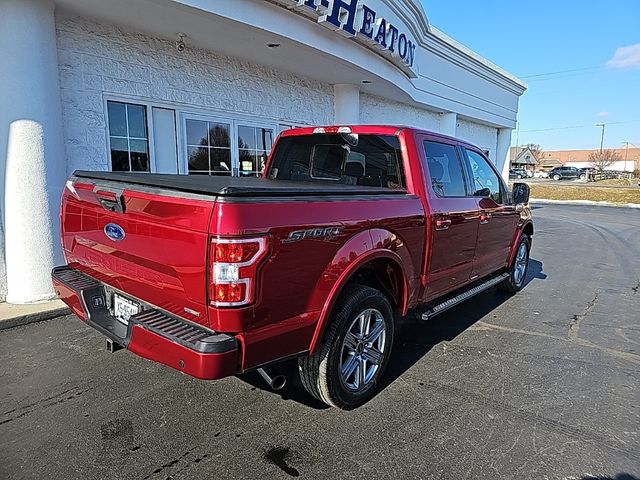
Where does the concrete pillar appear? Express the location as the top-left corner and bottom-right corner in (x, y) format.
(0, 0), (66, 303)
(440, 112), (457, 137)
(333, 84), (360, 124)
(496, 128), (513, 181)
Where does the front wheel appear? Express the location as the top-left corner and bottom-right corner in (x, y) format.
(553, 174), (561, 181)
(579, 174), (586, 180)
(498, 235), (530, 293)
(298, 285), (394, 409)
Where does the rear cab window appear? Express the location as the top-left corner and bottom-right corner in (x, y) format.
(267, 133), (405, 190)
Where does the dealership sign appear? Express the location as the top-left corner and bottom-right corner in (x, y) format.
(271, 0), (417, 77)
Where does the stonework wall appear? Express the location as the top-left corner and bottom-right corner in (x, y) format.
(55, 15), (334, 174)
(360, 94), (441, 131)
(456, 119), (498, 162)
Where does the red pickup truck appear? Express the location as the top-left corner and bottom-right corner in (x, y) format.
(53, 125), (532, 409)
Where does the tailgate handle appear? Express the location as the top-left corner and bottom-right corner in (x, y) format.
(95, 188), (126, 213)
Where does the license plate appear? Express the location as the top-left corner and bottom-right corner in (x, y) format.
(113, 294), (139, 324)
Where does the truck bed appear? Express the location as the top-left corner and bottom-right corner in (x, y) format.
(73, 171), (406, 197)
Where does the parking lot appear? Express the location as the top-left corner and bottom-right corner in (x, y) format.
(1, 203), (638, 480)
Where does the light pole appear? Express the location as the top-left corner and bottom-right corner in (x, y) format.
(596, 123), (606, 153)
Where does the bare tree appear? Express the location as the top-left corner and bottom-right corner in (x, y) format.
(588, 149), (622, 172)
(526, 143), (545, 161)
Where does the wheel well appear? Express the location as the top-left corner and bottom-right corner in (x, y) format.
(346, 258), (405, 313)
(523, 223), (533, 238)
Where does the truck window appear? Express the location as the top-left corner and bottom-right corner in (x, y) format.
(267, 134), (405, 189)
(464, 149), (505, 204)
(423, 141), (467, 197)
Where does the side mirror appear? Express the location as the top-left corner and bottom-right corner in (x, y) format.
(512, 182), (530, 204)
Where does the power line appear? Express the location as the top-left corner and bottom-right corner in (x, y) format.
(518, 120), (640, 133)
(519, 66), (602, 79)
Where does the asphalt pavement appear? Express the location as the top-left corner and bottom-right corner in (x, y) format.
(1, 204), (639, 479)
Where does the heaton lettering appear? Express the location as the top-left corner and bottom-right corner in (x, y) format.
(276, 0), (417, 75)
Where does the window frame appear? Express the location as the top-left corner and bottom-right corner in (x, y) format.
(103, 94), (298, 176)
(105, 100), (154, 173)
(460, 146), (510, 205)
(421, 138), (470, 198)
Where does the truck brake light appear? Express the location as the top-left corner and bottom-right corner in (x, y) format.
(209, 236), (268, 307)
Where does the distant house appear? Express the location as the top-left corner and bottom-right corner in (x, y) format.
(510, 147), (539, 172)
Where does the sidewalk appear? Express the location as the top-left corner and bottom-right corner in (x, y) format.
(0, 300), (70, 331)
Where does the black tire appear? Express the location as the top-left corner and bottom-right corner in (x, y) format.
(498, 235), (531, 293)
(553, 174), (561, 181)
(298, 284), (394, 410)
(579, 174), (586, 180)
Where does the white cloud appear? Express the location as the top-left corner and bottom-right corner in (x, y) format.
(606, 43), (640, 70)
(596, 111), (611, 118)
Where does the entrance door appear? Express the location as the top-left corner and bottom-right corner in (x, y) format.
(420, 137), (480, 299)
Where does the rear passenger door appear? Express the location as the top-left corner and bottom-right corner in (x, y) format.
(461, 148), (520, 279)
(420, 138), (479, 299)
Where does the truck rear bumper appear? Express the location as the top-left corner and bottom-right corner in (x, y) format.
(52, 266), (238, 380)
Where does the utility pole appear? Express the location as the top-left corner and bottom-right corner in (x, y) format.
(596, 123), (606, 153)
(622, 141), (630, 172)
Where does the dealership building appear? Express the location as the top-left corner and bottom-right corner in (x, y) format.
(0, 0), (526, 303)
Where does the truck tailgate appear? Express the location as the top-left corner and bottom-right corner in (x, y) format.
(61, 178), (215, 327)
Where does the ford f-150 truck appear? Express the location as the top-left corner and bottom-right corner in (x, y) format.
(53, 125), (533, 409)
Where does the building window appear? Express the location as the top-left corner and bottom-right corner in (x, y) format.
(186, 120), (232, 175)
(238, 125), (274, 177)
(107, 101), (150, 172)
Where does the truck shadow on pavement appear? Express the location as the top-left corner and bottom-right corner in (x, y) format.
(240, 258), (547, 410)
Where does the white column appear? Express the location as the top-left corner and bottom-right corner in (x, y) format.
(333, 84), (360, 124)
(496, 128), (513, 181)
(0, 0), (66, 303)
(440, 112), (457, 136)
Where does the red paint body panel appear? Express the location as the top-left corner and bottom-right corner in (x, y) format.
(128, 325), (237, 380)
(57, 125), (533, 381)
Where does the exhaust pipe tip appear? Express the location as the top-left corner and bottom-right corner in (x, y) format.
(257, 367), (287, 391)
(270, 374), (287, 391)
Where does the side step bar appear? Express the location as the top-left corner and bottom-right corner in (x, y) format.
(421, 273), (509, 321)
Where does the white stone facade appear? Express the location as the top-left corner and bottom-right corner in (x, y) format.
(56, 15), (334, 175)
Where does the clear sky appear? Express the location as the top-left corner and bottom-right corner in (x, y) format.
(421, 0), (640, 151)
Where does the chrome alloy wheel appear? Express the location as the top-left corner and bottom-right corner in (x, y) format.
(339, 308), (386, 392)
(513, 242), (529, 286)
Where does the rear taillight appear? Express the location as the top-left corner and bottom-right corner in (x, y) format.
(209, 236), (268, 307)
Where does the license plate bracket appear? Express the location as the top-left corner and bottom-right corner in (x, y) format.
(113, 293), (140, 325)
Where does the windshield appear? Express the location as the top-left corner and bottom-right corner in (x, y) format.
(267, 134), (405, 190)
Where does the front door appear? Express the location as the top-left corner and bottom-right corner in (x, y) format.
(420, 138), (479, 299)
(462, 148), (520, 279)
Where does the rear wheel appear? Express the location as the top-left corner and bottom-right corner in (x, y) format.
(299, 285), (394, 409)
(498, 235), (530, 293)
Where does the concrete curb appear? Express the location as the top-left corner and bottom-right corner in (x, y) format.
(530, 198), (640, 209)
(0, 305), (71, 331)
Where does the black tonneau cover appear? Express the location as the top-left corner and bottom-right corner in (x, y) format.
(73, 171), (406, 197)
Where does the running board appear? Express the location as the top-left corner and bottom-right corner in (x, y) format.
(421, 273), (509, 321)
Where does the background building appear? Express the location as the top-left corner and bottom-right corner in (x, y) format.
(0, 0), (526, 303)
(511, 146), (640, 172)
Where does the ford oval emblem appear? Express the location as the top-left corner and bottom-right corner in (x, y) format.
(104, 223), (125, 241)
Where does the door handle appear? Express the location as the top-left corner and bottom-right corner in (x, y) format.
(479, 212), (491, 224)
(435, 218), (452, 230)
